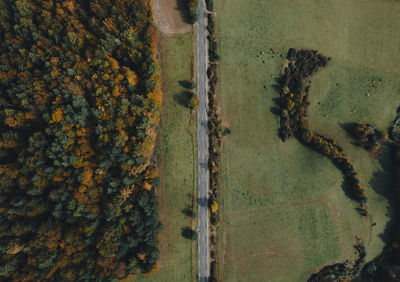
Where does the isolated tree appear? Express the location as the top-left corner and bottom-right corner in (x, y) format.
(189, 95), (200, 110)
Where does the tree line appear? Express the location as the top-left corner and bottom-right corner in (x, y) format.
(277, 49), (367, 213)
(205, 2), (222, 281)
(0, 0), (162, 280)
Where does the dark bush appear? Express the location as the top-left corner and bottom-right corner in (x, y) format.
(205, 0), (214, 11)
(181, 227), (197, 240)
(209, 49), (220, 62)
(207, 14), (215, 35)
(207, 63), (217, 79)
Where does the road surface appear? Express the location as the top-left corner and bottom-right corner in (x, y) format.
(197, 0), (209, 281)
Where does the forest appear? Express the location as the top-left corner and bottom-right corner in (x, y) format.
(0, 0), (162, 280)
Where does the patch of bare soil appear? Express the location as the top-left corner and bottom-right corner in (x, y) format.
(154, 0), (192, 34)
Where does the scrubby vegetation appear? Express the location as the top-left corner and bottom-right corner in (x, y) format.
(278, 49), (367, 213)
(0, 0), (162, 280)
(348, 123), (388, 153)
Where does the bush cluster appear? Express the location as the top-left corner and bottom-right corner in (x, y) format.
(350, 123), (388, 152)
(0, 0), (162, 280)
(279, 49), (330, 141)
(179, 81), (199, 110)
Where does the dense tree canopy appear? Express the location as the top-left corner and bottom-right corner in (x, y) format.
(0, 0), (162, 280)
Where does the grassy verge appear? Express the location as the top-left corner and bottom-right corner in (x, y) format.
(214, 0), (400, 281)
(134, 31), (198, 281)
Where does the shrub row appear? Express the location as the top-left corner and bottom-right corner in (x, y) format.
(206, 6), (220, 282)
(301, 130), (367, 211)
(207, 14), (219, 63)
(207, 62), (221, 222)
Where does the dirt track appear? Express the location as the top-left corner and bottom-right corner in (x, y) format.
(154, 0), (192, 34)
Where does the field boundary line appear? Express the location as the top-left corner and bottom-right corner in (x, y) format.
(227, 196), (328, 217)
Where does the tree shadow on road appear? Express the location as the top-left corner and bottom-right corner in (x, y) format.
(197, 275), (209, 282)
(198, 197), (208, 207)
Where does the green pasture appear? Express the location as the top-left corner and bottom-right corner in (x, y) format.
(215, 0), (400, 280)
(135, 32), (198, 282)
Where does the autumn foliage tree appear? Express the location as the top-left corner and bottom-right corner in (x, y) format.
(186, 0), (199, 24)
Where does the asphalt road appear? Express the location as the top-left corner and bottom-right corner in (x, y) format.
(197, 0), (209, 281)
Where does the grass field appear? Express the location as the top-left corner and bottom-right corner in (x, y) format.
(134, 32), (198, 282)
(215, 0), (400, 281)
